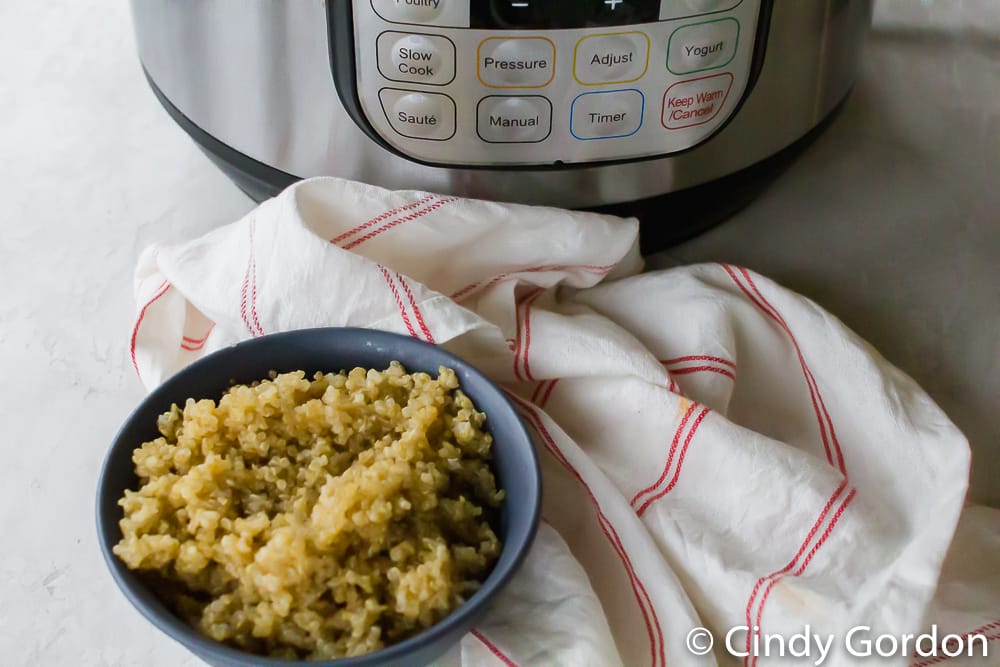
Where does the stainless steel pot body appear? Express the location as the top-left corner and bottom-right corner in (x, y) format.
(130, 0), (872, 208)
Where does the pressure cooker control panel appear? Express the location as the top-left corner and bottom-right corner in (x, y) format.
(333, 0), (764, 167)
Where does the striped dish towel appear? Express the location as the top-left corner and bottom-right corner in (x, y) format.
(130, 177), (999, 667)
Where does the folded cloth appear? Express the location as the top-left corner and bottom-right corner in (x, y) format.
(130, 178), (999, 666)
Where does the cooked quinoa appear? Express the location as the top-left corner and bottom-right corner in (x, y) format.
(113, 363), (504, 660)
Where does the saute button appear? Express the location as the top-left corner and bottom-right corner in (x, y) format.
(478, 37), (556, 88)
(660, 0), (742, 20)
(377, 32), (455, 85)
(379, 89), (456, 140)
(574, 32), (650, 85)
(661, 73), (734, 129)
(570, 89), (644, 140)
(667, 18), (739, 75)
(477, 96), (552, 143)
(371, 0), (446, 24)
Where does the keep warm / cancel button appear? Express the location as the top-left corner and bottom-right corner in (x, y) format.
(661, 73), (734, 130)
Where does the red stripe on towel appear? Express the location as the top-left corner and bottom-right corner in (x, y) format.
(396, 272), (434, 343)
(742, 479), (849, 660)
(909, 621), (1000, 666)
(631, 402), (699, 507)
(342, 197), (456, 250)
(331, 195), (437, 245)
(661, 355), (736, 369)
(130, 280), (171, 379)
(750, 488), (856, 667)
(506, 392), (666, 667)
(538, 378), (559, 408)
(635, 407), (710, 516)
(512, 287), (544, 381)
(180, 322), (216, 352)
(378, 266), (418, 338)
(520, 288), (544, 381)
(670, 365), (736, 381)
(470, 629), (518, 667)
(721, 264), (846, 475)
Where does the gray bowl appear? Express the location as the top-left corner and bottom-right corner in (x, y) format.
(96, 327), (541, 667)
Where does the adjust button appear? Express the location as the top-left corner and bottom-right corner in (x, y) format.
(667, 18), (740, 75)
(477, 96), (552, 143)
(574, 32), (650, 85)
(379, 88), (456, 140)
(377, 32), (455, 86)
(570, 89), (644, 140)
(478, 37), (556, 88)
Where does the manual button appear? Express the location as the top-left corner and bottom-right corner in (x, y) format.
(379, 88), (456, 140)
(377, 31), (455, 86)
(477, 96), (552, 143)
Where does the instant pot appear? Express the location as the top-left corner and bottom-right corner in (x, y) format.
(131, 0), (873, 248)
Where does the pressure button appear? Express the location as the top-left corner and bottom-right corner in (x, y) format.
(377, 32), (455, 85)
(379, 89), (456, 140)
(478, 37), (556, 88)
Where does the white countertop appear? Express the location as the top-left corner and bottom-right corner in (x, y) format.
(0, 0), (996, 664)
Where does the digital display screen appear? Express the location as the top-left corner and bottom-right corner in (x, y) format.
(470, 0), (662, 29)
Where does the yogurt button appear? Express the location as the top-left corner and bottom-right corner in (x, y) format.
(667, 18), (740, 75)
(379, 89), (456, 140)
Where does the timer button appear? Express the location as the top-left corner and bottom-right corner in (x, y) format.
(377, 32), (455, 85)
(379, 88), (456, 141)
(667, 18), (740, 75)
(477, 37), (556, 88)
(570, 89), (644, 140)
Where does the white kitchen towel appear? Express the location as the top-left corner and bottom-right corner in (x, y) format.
(130, 178), (1000, 666)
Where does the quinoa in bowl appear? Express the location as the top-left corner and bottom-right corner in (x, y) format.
(113, 363), (504, 660)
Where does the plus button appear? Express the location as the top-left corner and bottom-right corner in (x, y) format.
(604, 0), (623, 9)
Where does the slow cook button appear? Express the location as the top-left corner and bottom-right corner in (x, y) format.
(379, 88), (456, 140)
(574, 32), (650, 85)
(570, 89), (644, 140)
(667, 18), (740, 75)
(477, 96), (552, 143)
(377, 32), (455, 85)
(477, 37), (556, 88)
(661, 72), (734, 129)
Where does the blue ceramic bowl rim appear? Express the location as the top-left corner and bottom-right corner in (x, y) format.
(96, 327), (541, 666)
